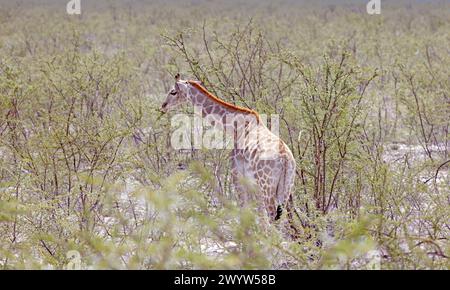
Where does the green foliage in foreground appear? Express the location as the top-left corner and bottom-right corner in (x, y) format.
(0, 0), (449, 269)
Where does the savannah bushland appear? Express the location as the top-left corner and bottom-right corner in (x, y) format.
(0, 0), (449, 269)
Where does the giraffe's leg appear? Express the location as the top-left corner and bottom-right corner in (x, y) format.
(255, 183), (279, 236)
(231, 167), (248, 206)
(253, 164), (282, 237)
(257, 157), (300, 240)
(255, 160), (285, 222)
(230, 150), (253, 206)
(279, 158), (301, 240)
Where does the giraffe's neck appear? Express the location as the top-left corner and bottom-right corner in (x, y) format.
(187, 84), (259, 139)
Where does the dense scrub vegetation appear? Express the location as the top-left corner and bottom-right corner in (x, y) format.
(0, 0), (448, 269)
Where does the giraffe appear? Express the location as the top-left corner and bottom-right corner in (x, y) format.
(161, 74), (300, 238)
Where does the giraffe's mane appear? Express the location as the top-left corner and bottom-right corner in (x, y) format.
(188, 80), (260, 122)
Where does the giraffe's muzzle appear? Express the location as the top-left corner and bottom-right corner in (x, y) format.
(160, 102), (168, 113)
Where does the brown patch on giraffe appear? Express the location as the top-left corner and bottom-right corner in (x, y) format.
(278, 140), (286, 154)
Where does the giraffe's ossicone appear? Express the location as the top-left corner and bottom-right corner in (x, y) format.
(161, 74), (300, 239)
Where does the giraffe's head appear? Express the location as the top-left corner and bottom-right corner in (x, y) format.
(160, 74), (190, 113)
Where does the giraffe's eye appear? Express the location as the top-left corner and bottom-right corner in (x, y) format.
(170, 91), (177, 95)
